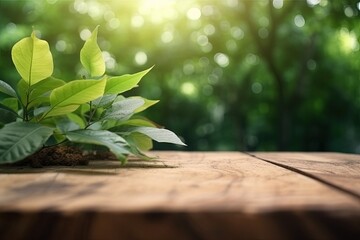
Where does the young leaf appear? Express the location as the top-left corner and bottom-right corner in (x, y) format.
(131, 127), (186, 146)
(66, 129), (129, 161)
(30, 77), (66, 100)
(80, 26), (105, 77)
(102, 97), (145, 121)
(126, 132), (153, 151)
(132, 97), (159, 113)
(121, 118), (157, 127)
(11, 31), (53, 85)
(104, 67), (153, 94)
(45, 105), (80, 118)
(50, 78), (106, 108)
(0, 80), (17, 98)
(0, 122), (54, 164)
(67, 113), (86, 129)
(17, 77), (66, 109)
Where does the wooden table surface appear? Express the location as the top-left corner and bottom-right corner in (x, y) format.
(0, 151), (359, 240)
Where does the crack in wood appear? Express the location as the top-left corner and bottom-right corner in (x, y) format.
(245, 152), (360, 202)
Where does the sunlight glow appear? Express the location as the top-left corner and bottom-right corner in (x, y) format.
(339, 28), (359, 53)
(138, 0), (178, 23)
(344, 7), (355, 17)
(55, 40), (67, 52)
(231, 27), (244, 40)
(80, 28), (91, 41)
(273, 0), (283, 9)
(134, 51), (148, 65)
(131, 15), (145, 28)
(307, 0), (321, 6)
(161, 31), (174, 43)
(204, 24), (216, 36)
(187, 7), (201, 20)
(214, 53), (230, 68)
(181, 82), (197, 96)
(251, 82), (263, 94)
(294, 15), (305, 28)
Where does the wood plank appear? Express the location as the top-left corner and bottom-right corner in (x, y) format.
(0, 152), (359, 239)
(251, 152), (360, 197)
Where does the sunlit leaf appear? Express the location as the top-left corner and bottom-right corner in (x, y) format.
(121, 118), (157, 127)
(27, 77), (66, 108)
(102, 97), (145, 120)
(126, 132), (153, 151)
(45, 105), (80, 118)
(80, 26), (105, 77)
(131, 127), (186, 146)
(30, 76), (65, 100)
(67, 112), (86, 129)
(104, 67), (153, 94)
(0, 80), (17, 98)
(11, 31), (53, 85)
(0, 122), (53, 164)
(50, 78), (106, 108)
(132, 97), (159, 113)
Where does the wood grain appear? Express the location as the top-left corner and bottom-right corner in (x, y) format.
(0, 152), (359, 239)
(251, 152), (360, 197)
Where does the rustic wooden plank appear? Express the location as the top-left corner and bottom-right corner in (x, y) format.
(251, 152), (360, 197)
(0, 152), (359, 240)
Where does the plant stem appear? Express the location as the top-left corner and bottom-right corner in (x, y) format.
(42, 139), (69, 149)
(86, 101), (98, 128)
(23, 89), (31, 121)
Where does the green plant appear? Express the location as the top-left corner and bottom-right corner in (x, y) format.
(0, 26), (185, 165)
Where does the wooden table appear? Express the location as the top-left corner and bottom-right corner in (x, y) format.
(0, 152), (359, 239)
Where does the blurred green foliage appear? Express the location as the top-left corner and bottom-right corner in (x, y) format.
(1, 0), (360, 152)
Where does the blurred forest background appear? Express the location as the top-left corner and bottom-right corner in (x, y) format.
(0, 0), (360, 152)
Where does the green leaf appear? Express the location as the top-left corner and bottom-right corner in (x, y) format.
(122, 118), (157, 127)
(131, 127), (186, 146)
(92, 94), (117, 107)
(11, 31), (53, 85)
(1, 98), (19, 112)
(45, 105), (80, 118)
(17, 77), (66, 110)
(33, 106), (51, 117)
(67, 113), (86, 129)
(16, 79), (28, 105)
(66, 129), (129, 162)
(104, 67), (153, 94)
(0, 80), (17, 98)
(126, 132), (153, 151)
(80, 26), (105, 77)
(79, 103), (91, 116)
(55, 116), (81, 133)
(30, 77), (65, 99)
(0, 122), (54, 164)
(28, 77), (66, 108)
(133, 97), (159, 113)
(0, 103), (18, 124)
(102, 97), (145, 120)
(50, 79), (106, 108)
